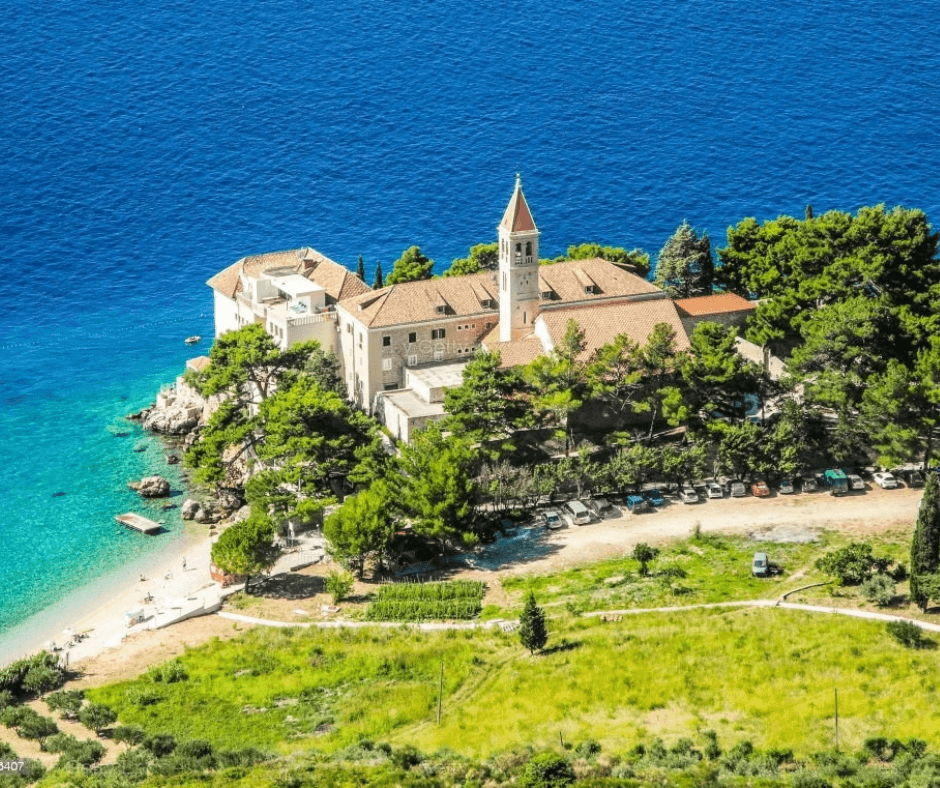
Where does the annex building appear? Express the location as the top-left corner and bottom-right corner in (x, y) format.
(207, 177), (755, 440)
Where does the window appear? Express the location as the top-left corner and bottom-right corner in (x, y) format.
(434, 350), (444, 361)
(408, 332), (417, 343)
(382, 358), (392, 371)
(431, 328), (446, 340)
(407, 354), (417, 367)
(346, 323), (352, 333)
(382, 335), (391, 347)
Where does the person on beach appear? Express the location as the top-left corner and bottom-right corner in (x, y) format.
(182, 557), (187, 571)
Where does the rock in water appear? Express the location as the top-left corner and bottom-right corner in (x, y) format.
(136, 476), (170, 498)
(143, 406), (199, 435)
(181, 498), (203, 520)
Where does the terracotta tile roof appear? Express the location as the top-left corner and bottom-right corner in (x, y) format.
(538, 259), (663, 303)
(539, 299), (691, 362)
(206, 247), (370, 304)
(499, 180), (537, 232)
(482, 335), (544, 368)
(674, 293), (756, 317)
(339, 273), (500, 328)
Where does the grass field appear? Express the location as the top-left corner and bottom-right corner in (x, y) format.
(88, 603), (940, 759)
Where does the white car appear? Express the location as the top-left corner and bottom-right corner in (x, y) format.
(873, 472), (898, 489)
(679, 486), (700, 504)
(847, 474), (865, 491)
(543, 510), (564, 529)
(704, 479), (723, 499)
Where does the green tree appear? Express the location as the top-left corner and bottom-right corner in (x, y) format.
(635, 323), (686, 441)
(587, 333), (644, 415)
(518, 591), (548, 654)
(45, 690), (84, 720)
(372, 261), (384, 289)
(324, 481), (396, 577)
(210, 512), (280, 592)
(521, 751), (575, 788)
(526, 319), (588, 454)
(356, 255), (365, 281)
(112, 725), (147, 747)
(445, 242), (499, 277)
(654, 221), (714, 297)
(632, 543), (660, 576)
(397, 425), (479, 555)
(78, 703), (117, 736)
(443, 350), (530, 452)
(911, 473), (940, 611)
(324, 570), (355, 604)
(816, 542), (891, 585)
(386, 245), (435, 285)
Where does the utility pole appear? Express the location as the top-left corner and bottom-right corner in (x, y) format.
(834, 688), (839, 751)
(437, 662), (444, 725)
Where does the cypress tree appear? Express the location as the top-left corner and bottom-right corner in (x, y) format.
(356, 255), (365, 281)
(372, 261), (384, 289)
(518, 591), (548, 654)
(910, 472), (940, 611)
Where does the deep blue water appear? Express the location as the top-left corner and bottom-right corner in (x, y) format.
(1, 0), (937, 653)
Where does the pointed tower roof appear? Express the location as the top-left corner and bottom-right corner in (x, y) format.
(499, 173), (537, 233)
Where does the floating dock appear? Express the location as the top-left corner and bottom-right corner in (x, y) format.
(115, 512), (162, 535)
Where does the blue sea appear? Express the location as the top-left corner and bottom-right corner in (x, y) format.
(1, 0), (937, 658)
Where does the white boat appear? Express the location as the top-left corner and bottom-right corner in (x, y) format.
(184, 335), (201, 345)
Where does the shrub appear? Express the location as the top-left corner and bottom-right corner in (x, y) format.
(325, 570), (355, 604)
(0, 741), (17, 760)
(0, 690), (13, 711)
(521, 751), (576, 788)
(815, 542), (891, 585)
(793, 772), (833, 788)
(126, 686), (161, 707)
(143, 733), (178, 758)
(860, 574), (896, 607)
(632, 543), (660, 577)
(365, 581), (485, 622)
(22, 662), (64, 696)
(574, 739), (602, 759)
(41, 732), (78, 753)
(45, 689), (85, 719)
(146, 660), (188, 684)
(55, 738), (106, 768)
(887, 620), (927, 649)
(18, 713), (59, 745)
(177, 739), (214, 760)
(112, 724), (147, 747)
(116, 747), (154, 781)
(390, 744), (424, 769)
(78, 702), (117, 735)
(0, 652), (61, 695)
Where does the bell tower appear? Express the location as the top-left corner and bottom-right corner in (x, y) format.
(498, 174), (540, 342)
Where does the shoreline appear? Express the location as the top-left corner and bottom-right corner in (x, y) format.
(0, 523), (216, 666)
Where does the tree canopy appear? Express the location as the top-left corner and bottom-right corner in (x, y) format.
(654, 221), (713, 297)
(444, 242), (499, 277)
(386, 246), (435, 285)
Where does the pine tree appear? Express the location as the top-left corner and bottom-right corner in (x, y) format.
(518, 591), (548, 654)
(653, 221), (713, 298)
(372, 261), (384, 289)
(356, 255), (365, 281)
(910, 472), (940, 611)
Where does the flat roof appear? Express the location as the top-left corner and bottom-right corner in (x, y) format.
(263, 272), (325, 298)
(405, 361), (468, 390)
(383, 389), (447, 419)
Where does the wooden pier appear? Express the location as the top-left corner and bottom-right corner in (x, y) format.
(115, 512), (162, 535)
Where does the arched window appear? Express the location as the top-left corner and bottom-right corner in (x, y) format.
(525, 242), (532, 256)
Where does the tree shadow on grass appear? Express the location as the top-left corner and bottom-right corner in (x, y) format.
(541, 638), (581, 656)
(249, 573), (326, 600)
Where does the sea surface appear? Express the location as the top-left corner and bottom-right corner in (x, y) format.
(1, 0), (937, 658)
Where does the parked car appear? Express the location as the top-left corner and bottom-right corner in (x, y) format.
(643, 488), (665, 507)
(752, 552), (769, 577)
(543, 510), (564, 530)
(750, 480), (771, 497)
(563, 499), (593, 525)
(846, 474), (865, 491)
(704, 479), (724, 499)
(873, 471), (898, 489)
(679, 486), (700, 504)
(625, 495), (652, 513)
(900, 469), (925, 488)
(587, 497), (618, 518)
(778, 479), (795, 495)
(719, 476), (746, 497)
(823, 468), (848, 496)
(800, 476), (818, 492)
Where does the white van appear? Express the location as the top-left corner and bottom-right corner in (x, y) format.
(563, 500), (593, 525)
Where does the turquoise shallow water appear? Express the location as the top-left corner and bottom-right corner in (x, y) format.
(2, 0), (938, 658)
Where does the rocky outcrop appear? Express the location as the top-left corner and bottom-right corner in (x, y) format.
(144, 406), (200, 436)
(180, 498), (219, 524)
(181, 499), (202, 520)
(131, 476), (171, 498)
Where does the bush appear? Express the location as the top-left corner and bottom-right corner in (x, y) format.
(793, 773), (832, 788)
(146, 660), (188, 684)
(521, 751), (576, 788)
(0, 690), (13, 711)
(126, 686), (161, 707)
(887, 620), (927, 649)
(112, 724), (147, 747)
(0, 652), (61, 695)
(860, 574), (896, 607)
(325, 570), (355, 604)
(44, 689), (84, 719)
(815, 542), (891, 585)
(18, 713), (58, 745)
(142, 733), (177, 758)
(78, 702), (117, 735)
(41, 732), (78, 753)
(574, 739), (602, 759)
(55, 738), (106, 768)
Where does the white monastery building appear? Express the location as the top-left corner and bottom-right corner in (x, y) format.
(207, 177), (755, 440)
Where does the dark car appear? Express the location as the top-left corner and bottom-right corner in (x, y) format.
(625, 495), (652, 513)
(901, 469), (925, 488)
(587, 497), (618, 518)
(643, 489), (665, 507)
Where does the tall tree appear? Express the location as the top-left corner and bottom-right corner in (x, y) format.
(386, 245), (435, 285)
(356, 255), (365, 281)
(654, 221), (714, 297)
(396, 425), (479, 555)
(324, 481), (396, 578)
(518, 591), (548, 654)
(444, 242), (499, 277)
(910, 473), (940, 612)
(211, 512), (280, 592)
(372, 261), (384, 289)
